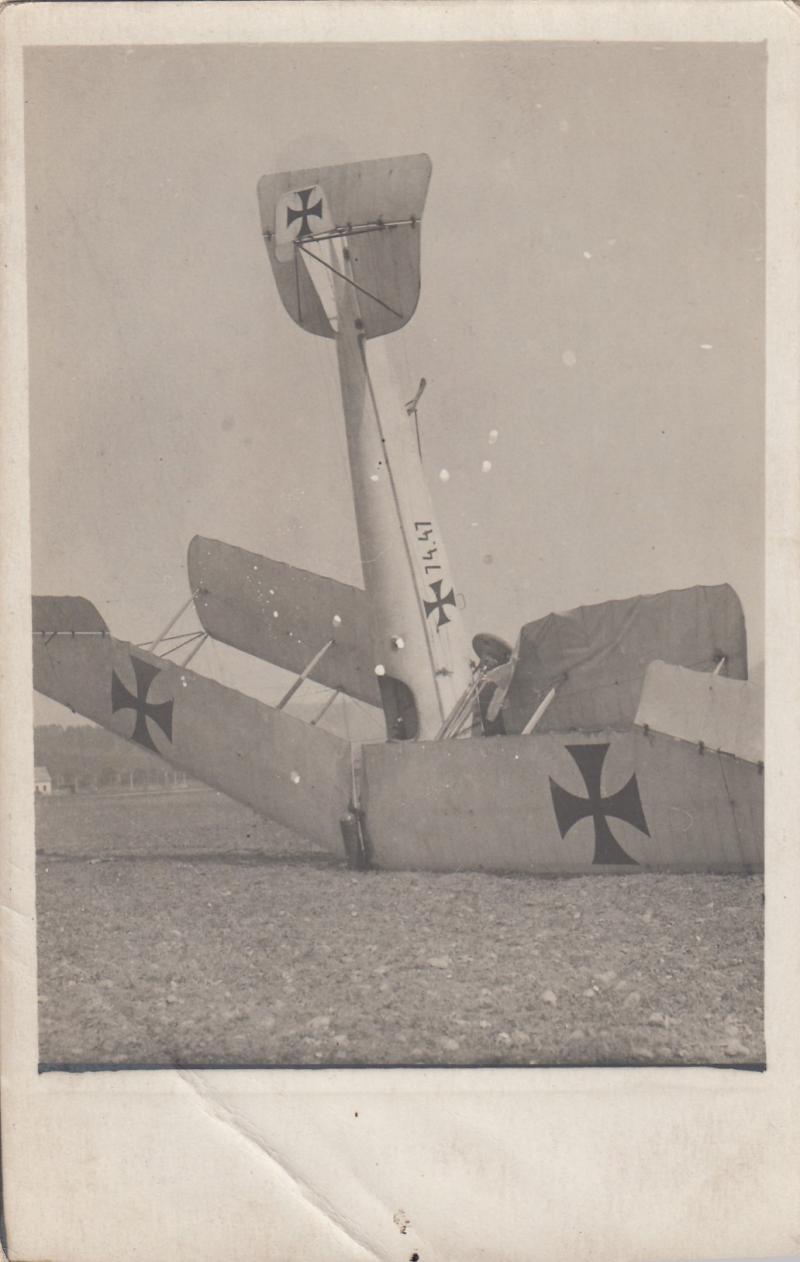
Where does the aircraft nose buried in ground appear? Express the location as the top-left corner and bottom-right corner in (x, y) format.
(32, 154), (764, 876)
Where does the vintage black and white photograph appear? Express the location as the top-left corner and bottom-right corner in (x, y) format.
(28, 39), (765, 1071)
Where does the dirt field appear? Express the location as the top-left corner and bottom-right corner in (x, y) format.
(36, 791), (764, 1069)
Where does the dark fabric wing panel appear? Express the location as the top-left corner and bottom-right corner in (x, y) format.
(501, 584), (747, 735)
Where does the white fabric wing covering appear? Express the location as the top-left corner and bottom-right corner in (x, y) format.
(635, 660), (763, 765)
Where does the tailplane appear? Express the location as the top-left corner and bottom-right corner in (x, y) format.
(257, 154), (431, 340)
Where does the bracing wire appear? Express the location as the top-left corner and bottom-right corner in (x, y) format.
(296, 243), (404, 321)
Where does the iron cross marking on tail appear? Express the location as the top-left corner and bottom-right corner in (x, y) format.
(111, 655), (174, 754)
(286, 188), (324, 238)
(424, 579), (457, 629)
(549, 744), (649, 865)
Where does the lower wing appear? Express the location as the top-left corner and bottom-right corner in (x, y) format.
(33, 596), (354, 852)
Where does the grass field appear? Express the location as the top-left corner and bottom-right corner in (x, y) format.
(36, 791), (764, 1069)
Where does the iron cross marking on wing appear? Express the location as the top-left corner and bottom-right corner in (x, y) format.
(424, 579), (457, 629)
(286, 187), (324, 238)
(549, 743), (649, 865)
(111, 654), (174, 754)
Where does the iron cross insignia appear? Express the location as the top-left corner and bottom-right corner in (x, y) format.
(549, 743), (649, 865)
(286, 187), (324, 238)
(423, 579), (457, 629)
(111, 654), (174, 754)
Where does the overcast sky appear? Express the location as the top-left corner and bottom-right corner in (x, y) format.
(26, 41), (765, 727)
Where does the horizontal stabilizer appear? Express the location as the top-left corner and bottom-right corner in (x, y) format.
(499, 584), (747, 734)
(33, 605), (354, 851)
(258, 154), (431, 339)
(188, 536), (380, 707)
(635, 660), (763, 764)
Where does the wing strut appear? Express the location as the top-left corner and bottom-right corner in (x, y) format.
(520, 685), (559, 735)
(150, 589), (201, 654)
(310, 689), (341, 727)
(181, 633), (209, 668)
(276, 638), (335, 710)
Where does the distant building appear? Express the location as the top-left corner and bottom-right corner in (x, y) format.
(34, 766), (52, 795)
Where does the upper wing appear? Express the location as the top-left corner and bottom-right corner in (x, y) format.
(188, 536), (380, 707)
(33, 596), (353, 852)
(499, 583), (748, 734)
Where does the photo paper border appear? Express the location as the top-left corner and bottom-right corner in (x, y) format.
(1, 4), (798, 1260)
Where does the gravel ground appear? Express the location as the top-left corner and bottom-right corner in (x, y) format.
(36, 792), (764, 1069)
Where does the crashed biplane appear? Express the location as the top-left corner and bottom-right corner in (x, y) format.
(32, 155), (764, 874)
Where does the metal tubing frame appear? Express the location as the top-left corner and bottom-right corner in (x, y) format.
(150, 589), (201, 654)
